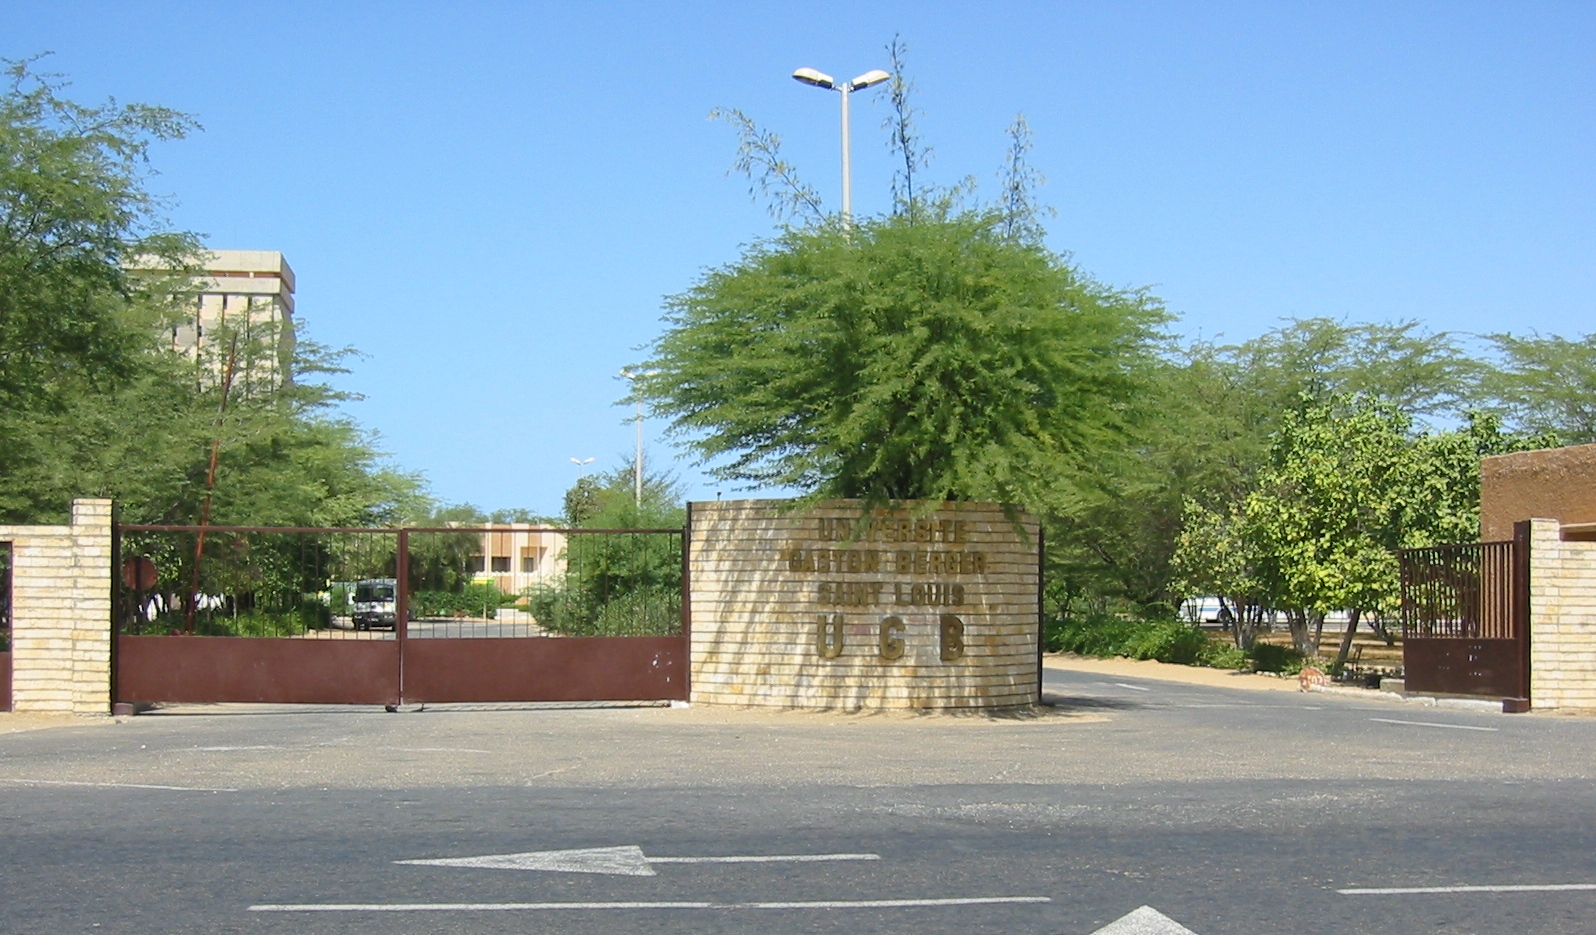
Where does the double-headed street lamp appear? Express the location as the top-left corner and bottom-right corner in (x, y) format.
(791, 66), (891, 224)
(618, 369), (657, 508)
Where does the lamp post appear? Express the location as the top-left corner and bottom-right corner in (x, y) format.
(569, 456), (594, 476)
(792, 66), (891, 224)
(618, 370), (657, 508)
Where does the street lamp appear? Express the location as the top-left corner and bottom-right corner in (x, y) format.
(618, 369), (657, 508)
(792, 66), (891, 224)
(569, 456), (594, 475)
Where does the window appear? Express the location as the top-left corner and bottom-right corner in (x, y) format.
(467, 556), (485, 574)
(521, 555), (538, 573)
(354, 582), (394, 603)
(491, 556), (511, 573)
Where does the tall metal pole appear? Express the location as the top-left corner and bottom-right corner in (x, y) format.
(634, 396), (643, 508)
(839, 85), (852, 225)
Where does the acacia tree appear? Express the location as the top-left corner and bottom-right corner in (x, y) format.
(1482, 332), (1596, 444)
(635, 209), (1164, 510)
(0, 58), (199, 407)
(0, 60), (423, 526)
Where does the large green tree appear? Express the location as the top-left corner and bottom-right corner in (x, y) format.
(636, 208), (1165, 511)
(0, 59), (198, 407)
(1482, 332), (1596, 444)
(0, 60), (422, 526)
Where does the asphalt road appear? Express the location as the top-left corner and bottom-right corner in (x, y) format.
(1, 664), (1593, 934)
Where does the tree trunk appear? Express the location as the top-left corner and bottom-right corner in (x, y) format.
(1333, 607), (1363, 671)
(1288, 609), (1324, 659)
(1224, 595), (1260, 650)
(1368, 614), (1397, 646)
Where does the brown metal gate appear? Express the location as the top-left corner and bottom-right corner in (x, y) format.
(1398, 521), (1530, 702)
(113, 524), (688, 707)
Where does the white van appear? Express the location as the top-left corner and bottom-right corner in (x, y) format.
(352, 578), (399, 630)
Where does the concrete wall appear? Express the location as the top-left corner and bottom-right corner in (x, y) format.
(688, 499), (1040, 710)
(0, 500), (114, 714)
(1481, 444), (1596, 541)
(1528, 517), (1596, 711)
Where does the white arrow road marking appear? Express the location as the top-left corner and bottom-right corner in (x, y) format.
(1368, 717), (1498, 732)
(395, 845), (882, 877)
(1113, 683), (1151, 692)
(1340, 883), (1596, 895)
(1090, 905), (1200, 934)
(248, 896), (1050, 912)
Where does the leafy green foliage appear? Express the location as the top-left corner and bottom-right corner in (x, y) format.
(1173, 395), (1553, 658)
(1044, 615), (1246, 668)
(1482, 332), (1596, 444)
(411, 582), (519, 620)
(0, 60), (423, 527)
(638, 209), (1164, 510)
(0, 58), (199, 406)
(530, 464), (684, 637)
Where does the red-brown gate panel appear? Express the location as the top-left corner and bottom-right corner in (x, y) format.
(1403, 638), (1523, 698)
(400, 636), (687, 704)
(117, 636), (400, 706)
(0, 651), (11, 712)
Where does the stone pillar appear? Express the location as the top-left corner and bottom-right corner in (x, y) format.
(2, 499), (114, 714)
(1527, 517), (1596, 711)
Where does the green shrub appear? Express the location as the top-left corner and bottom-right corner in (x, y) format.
(1248, 642), (1307, 674)
(411, 583), (519, 619)
(1047, 615), (1232, 666)
(1199, 642), (1249, 670)
(1123, 621), (1210, 665)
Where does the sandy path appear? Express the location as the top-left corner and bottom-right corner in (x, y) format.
(1044, 652), (1302, 692)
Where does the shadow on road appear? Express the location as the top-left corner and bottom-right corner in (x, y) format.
(1040, 692), (1146, 712)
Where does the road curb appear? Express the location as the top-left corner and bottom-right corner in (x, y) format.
(1307, 684), (1504, 714)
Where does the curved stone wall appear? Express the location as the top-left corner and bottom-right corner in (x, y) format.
(688, 499), (1040, 710)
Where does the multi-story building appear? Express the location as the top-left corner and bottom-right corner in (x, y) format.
(142, 249), (297, 389)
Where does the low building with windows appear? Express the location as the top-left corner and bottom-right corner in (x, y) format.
(470, 525), (567, 595)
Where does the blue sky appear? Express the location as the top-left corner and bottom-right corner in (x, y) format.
(5, 2), (1593, 515)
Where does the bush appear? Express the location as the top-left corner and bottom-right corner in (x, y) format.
(524, 585), (681, 637)
(1046, 615), (1238, 667)
(1046, 614), (1259, 670)
(410, 583), (519, 619)
(1200, 642), (1249, 670)
(1247, 642), (1307, 674)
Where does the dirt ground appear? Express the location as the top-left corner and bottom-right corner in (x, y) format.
(1246, 627), (1404, 669)
(1044, 653), (1304, 692)
(0, 712), (117, 734)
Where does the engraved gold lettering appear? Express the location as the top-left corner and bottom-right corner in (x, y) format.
(817, 614), (844, 658)
(879, 616), (905, 660)
(940, 614), (965, 661)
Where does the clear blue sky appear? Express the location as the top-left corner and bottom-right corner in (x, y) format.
(6, 2), (1593, 516)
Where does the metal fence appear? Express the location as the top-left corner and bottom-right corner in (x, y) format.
(118, 527), (399, 639)
(402, 527), (683, 639)
(116, 525), (684, 641)
(1399, 539), (1518, 640)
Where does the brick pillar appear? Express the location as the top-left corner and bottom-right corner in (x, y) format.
(1527, 516), (1596, 711)
(7, 498), (114, 714)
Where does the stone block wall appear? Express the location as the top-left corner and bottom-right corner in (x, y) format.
(689, 499), (1040, 710)
(1528, 517), (1596, 711)
(0, 499), (114, 714)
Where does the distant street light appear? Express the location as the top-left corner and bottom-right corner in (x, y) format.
(569, 456), (594, 476)
(792, 66), (891, 224)
(618, 369), (658, 508)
